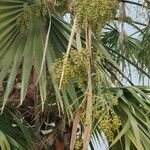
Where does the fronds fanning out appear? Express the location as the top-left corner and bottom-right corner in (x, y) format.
(0, 0), (150, 150)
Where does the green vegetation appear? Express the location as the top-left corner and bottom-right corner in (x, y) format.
(0, 0), (150, 150)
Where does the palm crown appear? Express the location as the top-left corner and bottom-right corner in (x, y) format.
(0, 0), (150, 150)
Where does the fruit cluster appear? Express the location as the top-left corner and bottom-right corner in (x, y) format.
(92, 93), (121, 141)
(51, 49), (89, 89)
(100, 111), (121, 141)
(73, 0), (117, 35)
(111, 96), (119, 106)
(74, 137), (83, 150)
(16, 0), (48, 34)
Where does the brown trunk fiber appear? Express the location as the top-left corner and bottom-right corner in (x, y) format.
(54, 138), (65, 150)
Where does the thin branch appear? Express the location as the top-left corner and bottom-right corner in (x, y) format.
(36, 1), (52, 86)
(36, 18), (51, 86)
(59, 17), (77, 90)
(76, 28), (82, 51)
(118, 2), (126, 72)
(106, 47), (150, 79)
(123, 0), (150, 9)
(114, 17), (147, 26)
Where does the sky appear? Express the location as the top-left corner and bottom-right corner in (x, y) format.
(123, 0), (149, 86)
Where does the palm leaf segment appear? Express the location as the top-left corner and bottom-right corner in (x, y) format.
(0, 0), (68, 111)
(0, 111), (34, 150)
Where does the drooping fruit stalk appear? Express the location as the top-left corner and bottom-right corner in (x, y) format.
(83, 23), (93, 150)
(70, 109), (81, 150)
(118, 1), (126, 72)
(59, 17), (77, 90)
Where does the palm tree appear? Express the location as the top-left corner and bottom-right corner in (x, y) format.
(0, 0), (150, 150)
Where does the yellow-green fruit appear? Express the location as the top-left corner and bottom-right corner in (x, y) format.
(51, 49), (89, 89)
(16, 0), (48, 34)
(100, 114), (114, 141)
(73, 0), (117, 34)
(75, 138), (83, 150)
(111, 96), (118, 106)
(111, 111), (121, 131)
(99, 111), (121, 141)
(93, 110), (100, 119)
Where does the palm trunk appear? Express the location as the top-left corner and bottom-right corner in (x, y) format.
(54, 138), (65, 150)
